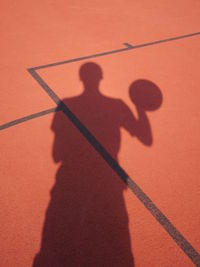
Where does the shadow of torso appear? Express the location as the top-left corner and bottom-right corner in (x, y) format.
(33, 92), (135, 267)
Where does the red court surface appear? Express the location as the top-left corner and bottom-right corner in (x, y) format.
(1, 1), (200, 266)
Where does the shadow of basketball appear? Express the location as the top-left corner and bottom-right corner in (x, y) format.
(129, 79), (162, 111)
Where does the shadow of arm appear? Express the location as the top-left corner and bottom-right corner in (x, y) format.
(121, 102), (152, 146)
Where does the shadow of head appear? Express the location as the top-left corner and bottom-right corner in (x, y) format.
(79, 62), (103, 90)
(129, 79), (163, 111)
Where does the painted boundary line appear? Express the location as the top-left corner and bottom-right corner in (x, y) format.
(0, 107), (58, 131)
(27, 32), (200, 266)
(30, 31), (200, 71)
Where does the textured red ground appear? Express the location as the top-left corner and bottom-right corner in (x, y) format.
(1, 1), (200, 266)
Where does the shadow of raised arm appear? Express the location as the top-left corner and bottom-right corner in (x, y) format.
(123, 79), (162, 146)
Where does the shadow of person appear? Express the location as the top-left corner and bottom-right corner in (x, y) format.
(33, 62), (162, 267)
